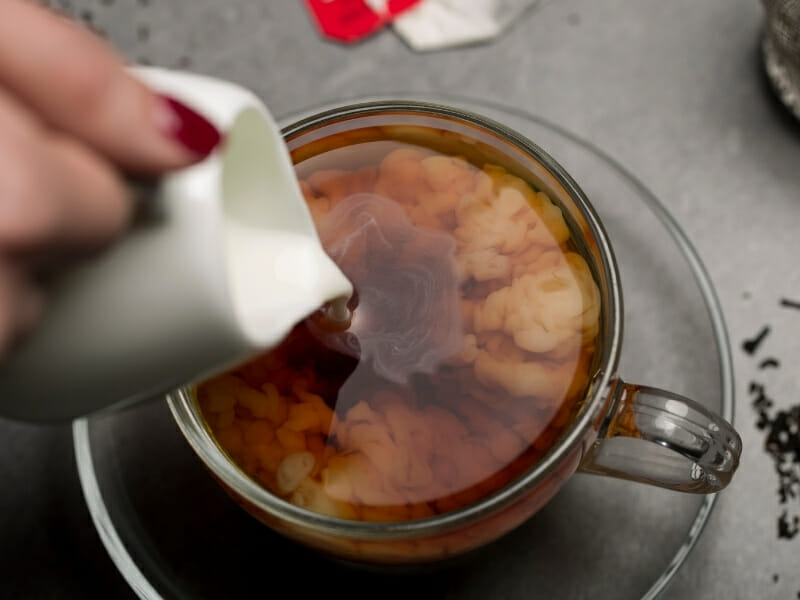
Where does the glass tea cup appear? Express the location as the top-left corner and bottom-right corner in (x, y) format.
(167, 101), (741, 566)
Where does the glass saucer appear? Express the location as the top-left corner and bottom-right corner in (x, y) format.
(73, 97), (734, 600)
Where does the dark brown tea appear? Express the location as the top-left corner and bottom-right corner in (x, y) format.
(196, 128), (601, 523)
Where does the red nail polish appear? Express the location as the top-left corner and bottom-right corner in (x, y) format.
(156, 95), (222, 157)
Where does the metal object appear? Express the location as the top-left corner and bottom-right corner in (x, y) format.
(762, 0), (800, 120)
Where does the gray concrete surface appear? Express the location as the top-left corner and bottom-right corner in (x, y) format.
(3, 0), (799, 597)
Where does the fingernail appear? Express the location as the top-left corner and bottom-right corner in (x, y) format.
(155, 95), (222, 157)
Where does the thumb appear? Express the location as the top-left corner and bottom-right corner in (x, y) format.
(0, 1), (222, 173)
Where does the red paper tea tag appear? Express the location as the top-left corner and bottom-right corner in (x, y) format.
(304, 0), (422, 43)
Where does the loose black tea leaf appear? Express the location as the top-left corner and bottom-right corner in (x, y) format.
(747, 300), (800, 600)
(750, 381), (774, 430)
(780, 298), (800, 310)
(778, 510), (800, 539)
(743, 325), (771, 355)
(750, 381), (800, 544)
(759, 357), (781, 370)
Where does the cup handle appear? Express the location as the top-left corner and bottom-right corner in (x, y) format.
(578, 379), (742, 493)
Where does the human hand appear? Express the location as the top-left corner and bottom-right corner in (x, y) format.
(0, 0), (222, 357)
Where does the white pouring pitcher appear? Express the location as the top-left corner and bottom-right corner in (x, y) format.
(0, 67), (353, 422)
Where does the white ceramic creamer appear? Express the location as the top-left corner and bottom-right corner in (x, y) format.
(0, 67), (352, 422)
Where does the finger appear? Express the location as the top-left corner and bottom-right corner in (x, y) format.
(0, 0), (221, 173)
(0, 258), (45, 359)
(0, 88), (131, 253)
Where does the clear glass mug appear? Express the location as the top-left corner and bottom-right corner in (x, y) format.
(168, 101), (742, 565)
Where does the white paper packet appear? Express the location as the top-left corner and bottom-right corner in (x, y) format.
(392, 0), (539, 52)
